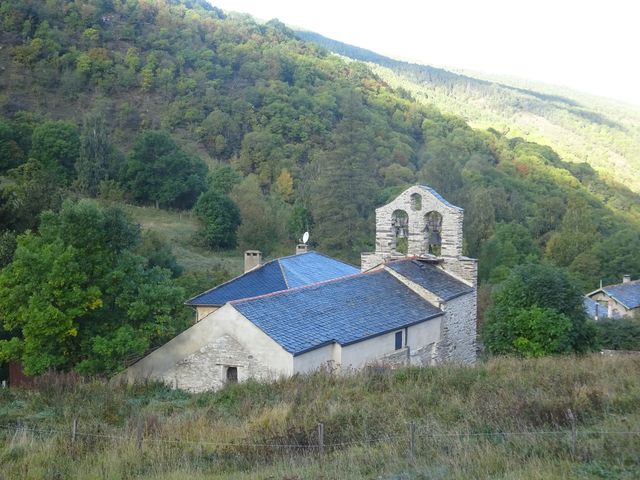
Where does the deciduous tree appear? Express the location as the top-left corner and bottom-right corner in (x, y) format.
(123, 131), (207, 209)
(0, 200), (185, 375)
(195, 189), (241, 249)
(483, 262), (598, 356)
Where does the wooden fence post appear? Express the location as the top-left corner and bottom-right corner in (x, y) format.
(409, 421), (416, 460)
(567, 409), (577, 457)
(136, 419), (144, 451)
(71, 417), (78, 446)
(317, 423), (324, 454)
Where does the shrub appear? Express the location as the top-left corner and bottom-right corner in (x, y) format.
(483, 262), (599, 356)
(195, 189), (241, 249)
(597, 319), (640, 351)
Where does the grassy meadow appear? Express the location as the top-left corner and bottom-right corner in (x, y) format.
(1, 355), (639, 479)
(124, 204), (243, 276)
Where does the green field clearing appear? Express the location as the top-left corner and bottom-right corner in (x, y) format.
(124, 204), (243, 276)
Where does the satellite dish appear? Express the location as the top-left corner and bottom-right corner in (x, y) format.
(302, 231), (309, 244)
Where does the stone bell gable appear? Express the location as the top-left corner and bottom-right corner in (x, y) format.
(376, 185), (463, 258)
(361, 186), (476, 285)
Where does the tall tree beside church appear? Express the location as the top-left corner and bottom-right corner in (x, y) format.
(122, 131), (207, 209)
(310, 89), (377, 260)
(195, 189), (241, 249)
(76, 113), (110, 196)
(30, 120), (80, 177)
(0, 118), (26, 173)
(0, 200), (185, 375)
(230, 175), (284, 255)
(483, 262), (598, 357)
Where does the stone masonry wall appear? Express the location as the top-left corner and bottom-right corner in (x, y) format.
(440, 256), (477, 286)
(360, 252), (384, 272)
(437, 292), (477, 364)
(374, 185), (464, 259)
(372, 342), (437, 368)
(123, 304), (293, 392)
(161, 334), (274, 393)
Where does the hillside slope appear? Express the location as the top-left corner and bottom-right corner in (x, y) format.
(0, 0), (639, 290)
(295, 31), (640, 193)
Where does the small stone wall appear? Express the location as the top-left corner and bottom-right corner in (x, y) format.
(360, 252), (384, 272)
(161, 334), (275, 393)
(440, 256), (477, 287)
(367, 342), (437, 368)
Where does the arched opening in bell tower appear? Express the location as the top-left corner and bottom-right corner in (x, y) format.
(424, 211), (442, 255)
(391, 209), (409, 254)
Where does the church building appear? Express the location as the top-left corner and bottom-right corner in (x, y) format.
(123, 186), (477, 392)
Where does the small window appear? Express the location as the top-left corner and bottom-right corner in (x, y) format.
(395, 331), (403, 350)
(226, 366), (238, 383)
(410, 193), (422, 211)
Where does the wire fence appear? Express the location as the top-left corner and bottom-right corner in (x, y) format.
(1, 418), (639, 453)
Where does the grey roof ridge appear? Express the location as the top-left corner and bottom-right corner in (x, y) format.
(184, 256), (283, 306)
(277, 258), (290, 289)
(586, 287), (604, 297)
(278, 249), (360, 270)
(230, 269), (379, 306)
(184, 250), (358, 306)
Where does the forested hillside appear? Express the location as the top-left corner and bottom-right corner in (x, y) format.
(1, 0), (640, 373)
(296, 31), (640, 193)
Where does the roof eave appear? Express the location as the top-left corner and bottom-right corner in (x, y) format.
(339, 312), (445, 349)
(441, 290), (474, 302)
(605, 294), (635, 310)
(291, 311), (445, 356)
(184, 301), (224, 307)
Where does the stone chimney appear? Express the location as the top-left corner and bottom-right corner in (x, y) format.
(244, 250), (262, 273)
(296, 244), (308, 255)
(623, 274), (631, 284)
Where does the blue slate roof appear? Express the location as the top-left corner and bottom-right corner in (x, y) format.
(280, 252), (359, 288)
(602, 280), (640, 310)
(419, 185), (463, 211)
(186, 252), (359, 306)
(233, 270), (443, 355)
(386, 259), (473, 300)
(583, 297), (599, 319)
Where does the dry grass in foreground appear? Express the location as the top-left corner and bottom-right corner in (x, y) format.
(1, 354), (639, 479)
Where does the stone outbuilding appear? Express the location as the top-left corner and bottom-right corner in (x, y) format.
(586, 275), (640, 320)
(123, 185), (477, 392)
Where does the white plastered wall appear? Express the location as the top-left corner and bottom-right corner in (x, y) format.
(293, 343), (342, 374)
(196, 306), (219, 322)
(339, 318), (442, 369)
